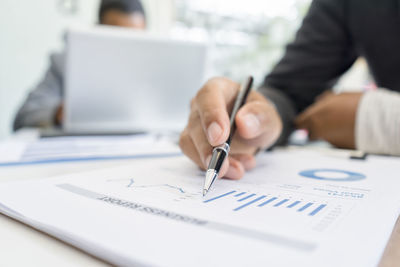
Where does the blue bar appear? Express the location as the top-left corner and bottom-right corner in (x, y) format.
(298, 202), (313, 212)
(287, 201), (301, 208)
(234, 192), (246, 197)
(258, 197), (278, 207)
(234, 196), (266, 211)
(203, 190), (236, 203)
(274, 199), (289, 207)
(238, 193), (256, 202)
(309, 204), (327, 216)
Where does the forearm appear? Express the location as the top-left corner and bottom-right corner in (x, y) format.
(258, 0), (356, 145)
(356, 89), (400, 156)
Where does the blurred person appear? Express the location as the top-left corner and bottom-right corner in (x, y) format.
(13, 0), (146, 130)
(179, 0), (400, 180)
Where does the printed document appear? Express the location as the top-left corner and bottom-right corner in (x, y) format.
(0, 134), (180, 166)
(0, 149), (399, 266)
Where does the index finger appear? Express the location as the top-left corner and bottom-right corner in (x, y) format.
(194, 78), (239, 146)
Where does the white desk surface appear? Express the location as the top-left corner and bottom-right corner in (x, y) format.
(0, 140), (399, 266)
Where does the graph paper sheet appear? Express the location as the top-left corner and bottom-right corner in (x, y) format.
(0, 149), (399, 267)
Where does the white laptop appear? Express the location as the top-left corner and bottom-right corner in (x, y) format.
(63, 26), (208, 134)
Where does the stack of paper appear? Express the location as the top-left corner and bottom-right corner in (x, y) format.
(0, 134), (181, 166)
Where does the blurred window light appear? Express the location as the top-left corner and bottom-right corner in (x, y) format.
(173, 0), (311, 83)
(57, 0), (79, 15)
(179, 0), (302, 20)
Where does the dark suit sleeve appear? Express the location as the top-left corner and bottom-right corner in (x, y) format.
(259, 0), (358, 144)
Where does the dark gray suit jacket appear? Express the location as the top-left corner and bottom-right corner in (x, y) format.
(13, 53), (65, 131)
(261, 0), (400, 143)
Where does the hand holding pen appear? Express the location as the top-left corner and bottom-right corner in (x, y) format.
(203, 76), (254, 195)
(179, 76), (283, 187)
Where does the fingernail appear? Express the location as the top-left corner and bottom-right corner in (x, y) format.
(243, 114), (260, 134)
(207, 122), (222, 144)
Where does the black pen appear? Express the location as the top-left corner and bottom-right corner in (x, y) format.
(203, 76), (254, 196)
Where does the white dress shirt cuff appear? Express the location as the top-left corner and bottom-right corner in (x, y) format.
(356, 89), (400, 156)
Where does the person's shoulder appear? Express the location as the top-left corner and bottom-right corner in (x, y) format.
(310, 0), (349, 12)
(306, 0), (350, 24)
(48, 51), (66, 78)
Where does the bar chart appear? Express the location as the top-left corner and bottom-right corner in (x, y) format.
(204, 190), (327, 216)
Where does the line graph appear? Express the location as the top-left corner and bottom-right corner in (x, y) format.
(127, 179), (134, 188)
(107, 178), (186, 194)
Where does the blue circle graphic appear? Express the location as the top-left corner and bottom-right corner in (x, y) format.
(299, 169), (366, 182)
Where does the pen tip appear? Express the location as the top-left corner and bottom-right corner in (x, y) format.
(203, 189), (208, 197)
